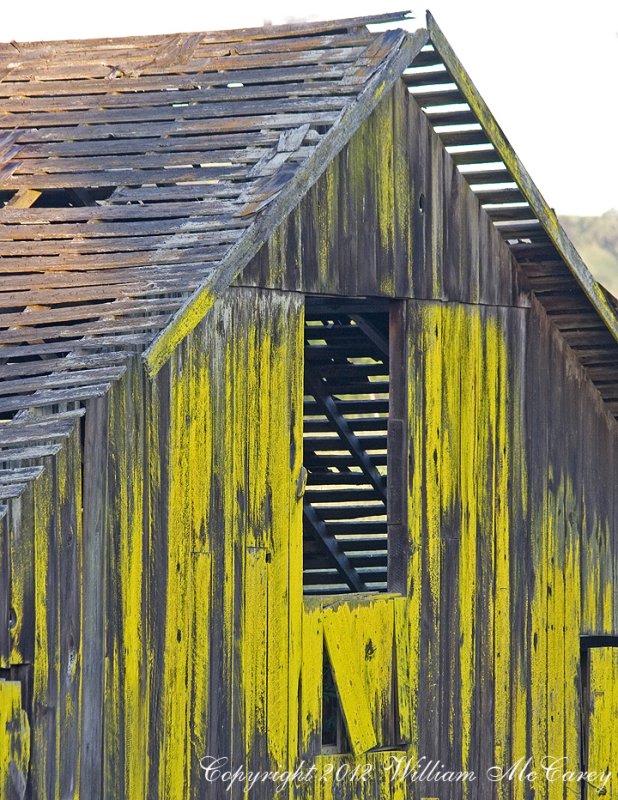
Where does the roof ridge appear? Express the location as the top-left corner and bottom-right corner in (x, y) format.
(0, 10), (414, 50)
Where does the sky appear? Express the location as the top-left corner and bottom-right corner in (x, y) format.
(3, 0), (617, 217)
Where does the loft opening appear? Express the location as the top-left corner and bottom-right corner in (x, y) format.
(302, 296), (406, 596)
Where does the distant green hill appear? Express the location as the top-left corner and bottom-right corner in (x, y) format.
(560, 210), (618, 297)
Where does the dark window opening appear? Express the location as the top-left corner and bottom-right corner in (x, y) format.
(302, 296), (398, 595)
(321, 648), (349, 753)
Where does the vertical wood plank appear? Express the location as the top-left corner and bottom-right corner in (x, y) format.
(56, 426), (82, 799)
(0, 680), (29, 799)
(30, 455), (56, 799)
(587, 647), (617, 796)
(9, 483), (36, 667)
(322, 605), (377, 757)
(104, 359), (150, 800)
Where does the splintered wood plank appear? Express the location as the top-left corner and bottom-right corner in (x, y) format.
(0, 383), (112, 415)
(1, 164), (249, 189)
(0, 313), (172, 346)
(0, 335), (150, 360)
(0, 213), (250, 239)
(189, 552), (211, 795)
(504, 306), (529, 800)
(0, 226), (243, 253)
(0, 10), (402, 58)
(0, 299), (178, 335)
(1, 32), (369, 74)
(3, 79), (362, 116)
(0, 366), (126, 398)
(0, 352), (129, 379)
(0, 467), (43, 484)
(0, 445), (63, 462)
(0, 198), (245, 221)
(0, 64), (353, 100)
(0, 246), (228, 274)
(0, 418), (77, 445)
(55, 426), (83, 796)
(12, 147), (293, 177)
(527, 308), (550, 800)
(418, 302), (442, 765)
(0, 681), (30, 799)
(287, 294), (305, 765)
(0, 45), (368, 84)
(322, 602), (378, 757)
(13, 111), (342, 145)
(7, 484), (35, 667)
(299, 603), (323, 759)
(0, 485), (27, 500)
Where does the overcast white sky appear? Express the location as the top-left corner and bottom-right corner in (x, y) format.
(3, 0), (617, 216)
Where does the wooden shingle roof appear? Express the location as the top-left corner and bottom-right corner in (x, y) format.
(0, 12), (428, 514)
(0, 11), (421, 376)
(0, 11), (617, 512)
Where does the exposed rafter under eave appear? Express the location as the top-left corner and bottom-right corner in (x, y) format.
(424, 12), (618, 348)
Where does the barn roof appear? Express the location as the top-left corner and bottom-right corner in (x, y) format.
(0, 11), (617, 512)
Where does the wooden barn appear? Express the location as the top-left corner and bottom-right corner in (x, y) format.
(0, 10), (617, 799)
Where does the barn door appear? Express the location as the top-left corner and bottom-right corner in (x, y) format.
(586, 646), (618, 796)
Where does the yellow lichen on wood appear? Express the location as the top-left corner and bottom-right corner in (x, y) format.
(393, 597), (412, 745)
(314, 164), (338, 288)
(530, 484), (549, 799)
(299, 602), (323, 759)
(457, 305), (479, 794)
(489, 311), (511, 795)
(546, 471), (565, 800)
(587, 647), (618, 796)
(287, 300), (305, 765)
(144, 288), (215, 378)
(242, 547), (268, 784)
(158, 342), (196, 798)
(374, 91), (395, 282)
(123, 369), (148, 799)
(31, 456), (53, 798)
(322, 603), (378, 756)
(563, 494), (581, 795)
(104, 363), (149, 799)
(0, 681), (30, 798)
(404, 304), (424, 763)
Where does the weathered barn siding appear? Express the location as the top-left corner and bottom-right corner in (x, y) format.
(236, 80), (529, 310)
(2, 290), (617, 798)
(1, 68), (617, 800)
(0, 425), (84, 798)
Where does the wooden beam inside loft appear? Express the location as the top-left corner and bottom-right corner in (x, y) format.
(303, 503), (366, 592)
(6, 189), (41, 209)
(305, 366), (387, 504)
